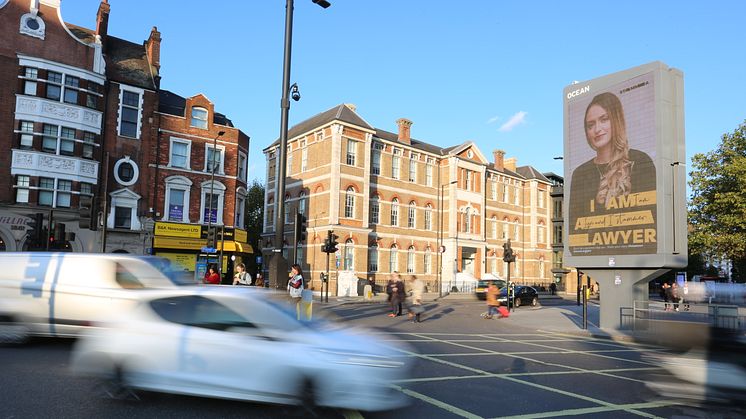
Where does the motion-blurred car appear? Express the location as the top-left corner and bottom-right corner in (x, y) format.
(0, 253), (191, 343)
(497, 285), (539, 308)
(71, 287), (410, 412)
(475, 279), (506, 300)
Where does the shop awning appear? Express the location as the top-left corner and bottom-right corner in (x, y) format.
(154, 236), (253, 254)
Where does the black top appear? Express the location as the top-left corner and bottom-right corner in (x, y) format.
(568, 149), (657, 256)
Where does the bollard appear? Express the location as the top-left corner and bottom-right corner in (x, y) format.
(582, 285), (588, 329)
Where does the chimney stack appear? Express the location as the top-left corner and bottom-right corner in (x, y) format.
(145, 26), (162, 71)
(396, 118), (412, 145)
(95, 0), (110, 40)
(493, 150), (505, 171)
(504, 157), (517, 172)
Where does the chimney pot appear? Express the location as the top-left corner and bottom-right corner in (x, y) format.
(493, 149), (505, 171)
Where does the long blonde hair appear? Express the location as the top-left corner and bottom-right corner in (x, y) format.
(584, 92), (632, 206)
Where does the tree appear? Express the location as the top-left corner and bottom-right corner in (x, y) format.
(244, 179), (265, 275)
(688, 121), (746, 282)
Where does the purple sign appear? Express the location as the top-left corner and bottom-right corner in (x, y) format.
(169, 205), (183, 221)
(204, 208), (217, 224)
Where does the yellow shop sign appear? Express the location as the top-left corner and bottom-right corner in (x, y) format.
(154, 222), (202, 238)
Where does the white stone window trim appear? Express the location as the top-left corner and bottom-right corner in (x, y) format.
(205, 143), (226, 175)
(199, 180), (226, 225)
(190, 106), (209, 129)
(237, 150), (248, 181)
(163, 175), (192, 223)
(117, 85), (144, 139)
(18, 55), (106, 85)
(113, 156), (139, 187)
(107, 188), (142, 230)
(168, 137), (192, 169)
(235, 186), (247, 229)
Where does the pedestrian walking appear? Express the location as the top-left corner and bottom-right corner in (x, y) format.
(663, 282), (672, 311)
(408, 275), (425, 323)
(232, 263), (251, 285)
(671, 282), (681, 312)
(549, 282), (557, 295)
(204, 265), (220, 285)
(483, 282), (500, 319)
(387, 272), (404, 317)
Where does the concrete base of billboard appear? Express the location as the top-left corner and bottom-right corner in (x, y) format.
(582, 268), (669, 330)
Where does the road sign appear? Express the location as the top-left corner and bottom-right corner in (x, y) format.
(201, 246), (217, 253)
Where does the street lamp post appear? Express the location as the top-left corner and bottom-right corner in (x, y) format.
(271, 0), (330, 289)
(438, 179), (458, 297)
(207, 130), (225, 276)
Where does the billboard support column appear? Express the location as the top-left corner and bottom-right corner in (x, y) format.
(581, 268), (668, 329)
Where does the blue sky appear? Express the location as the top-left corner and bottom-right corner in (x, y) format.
(61, 1), (746, 188)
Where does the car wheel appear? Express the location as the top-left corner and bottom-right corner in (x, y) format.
(514, 298), (521, 308)
(531, 297), (538, 307)
(0, 315), (29, 345)
(100, 364), (139, 401)
(297, 377), (317, 409)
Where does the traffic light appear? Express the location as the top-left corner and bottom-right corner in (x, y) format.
(206, 227), (217, 249)
(79, 195), (95, 230)
(26, 213), (44, 245)
(294, 212), (307, 244)
(53, 222), (66, 246)
(503, 239), (516, 263)
(322, 230), (339, 254)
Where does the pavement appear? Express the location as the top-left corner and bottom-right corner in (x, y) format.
(313, 291), (631, 342)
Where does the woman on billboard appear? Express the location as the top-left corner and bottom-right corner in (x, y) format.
(569, 91), (656, 254)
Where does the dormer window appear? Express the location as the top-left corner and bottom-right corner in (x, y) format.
(191, 107), (208, 129)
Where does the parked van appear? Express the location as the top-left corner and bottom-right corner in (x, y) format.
(0, 253), (191, 343)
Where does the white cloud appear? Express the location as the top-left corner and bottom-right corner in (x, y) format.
(498, 111), (527, 132)
(486, 115), (501, 124)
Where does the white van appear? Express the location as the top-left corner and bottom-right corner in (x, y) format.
(0, 253), (191, 342)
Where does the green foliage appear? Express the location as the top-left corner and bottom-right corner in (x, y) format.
(688, 121), (746, 278)
(244, 180), (265, 273)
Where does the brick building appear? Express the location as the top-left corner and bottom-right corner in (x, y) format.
(262, 104), (553, 294)
(0, 0), (251, 277)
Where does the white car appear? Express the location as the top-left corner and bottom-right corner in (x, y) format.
(71, 287), (410, 412)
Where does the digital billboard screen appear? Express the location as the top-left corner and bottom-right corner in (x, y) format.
(566, 71), (658, 257)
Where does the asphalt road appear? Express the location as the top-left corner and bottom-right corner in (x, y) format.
(1, 298), (740, 419)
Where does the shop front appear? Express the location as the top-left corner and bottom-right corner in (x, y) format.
(152, 222), (253, 284)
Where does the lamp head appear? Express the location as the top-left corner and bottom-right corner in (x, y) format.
(290, 83), (301, 102)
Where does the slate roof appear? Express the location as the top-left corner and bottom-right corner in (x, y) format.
(105, 36), (157, 90)
(66, 23), (96, 44)
(372, 129), (445, 155)
(516, 165), (551, 183)
(158, 90), (234, 127)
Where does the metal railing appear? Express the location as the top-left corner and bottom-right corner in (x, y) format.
(627, 300), (745, 332)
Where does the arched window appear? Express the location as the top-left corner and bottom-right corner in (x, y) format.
(345, 187), (355, 218)
(370, 195), (380, 224)
(408, 201), (416, 228)
(491, 216), (497, 239)
(298, 191), (306, 216)
(369, 244), (379, 272)
(539, 257), (545, 278)
(502, 217), (509, 240)
(190, 106), (208, 129)
(389, 245), (398, 273)
(407, 246), (415, 273)
(424, 248), (432, 274)
(424, 204), (432, 230)
(344, 239), (354, 270)
(390, 198), (399, 226)
(514, 219), (520, 241)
